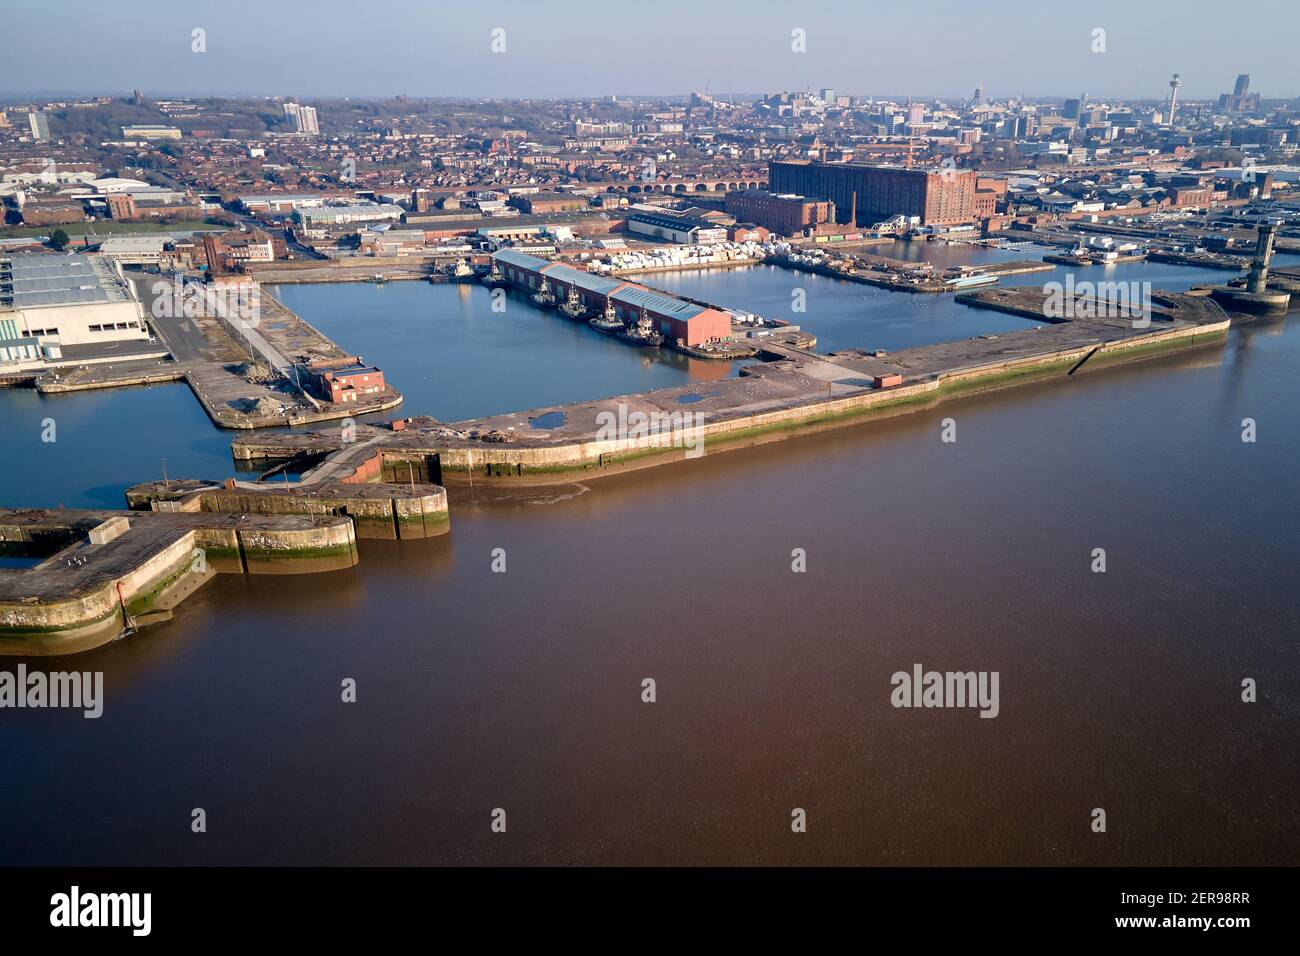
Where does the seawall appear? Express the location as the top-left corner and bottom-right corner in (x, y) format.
(0, 510), (360, 656)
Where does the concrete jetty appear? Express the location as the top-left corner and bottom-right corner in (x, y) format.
(32, 279), (404, 430)
(0, 509), (358, 655)
(771, 253), (1054, 293)
(126, 478), (450, 541)
(126, 424), (450, 540)
(226, 289), (1231, 483)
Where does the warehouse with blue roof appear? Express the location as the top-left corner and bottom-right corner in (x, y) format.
(491, 250), (731, 346)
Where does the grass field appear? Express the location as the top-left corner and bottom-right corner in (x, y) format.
(1, 220), (226, 241)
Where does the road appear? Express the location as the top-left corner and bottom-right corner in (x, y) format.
(128, 274), (210, 361)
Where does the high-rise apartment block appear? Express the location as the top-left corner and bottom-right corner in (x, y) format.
(282, 102), (319, 135)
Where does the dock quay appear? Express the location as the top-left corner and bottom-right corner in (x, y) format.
(223, 289), (1231, 485)
(770, 254), (1054, 293)
(126, 478), (450, 541)
(35, 362), (185, 394)
(242, 257), (449, 284)
(127, 422), (450, 540)
(1043, 252), (1146, 267)
(0, 509), (358, 655)
(15, 276), (402, 428)
(609, 258), (760, 277)
(1146, 250), (1248, 271)
(81, 277), (405, 429)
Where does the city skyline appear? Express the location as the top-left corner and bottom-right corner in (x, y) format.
(2, 0), (1297, 100)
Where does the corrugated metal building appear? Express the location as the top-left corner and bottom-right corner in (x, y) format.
(490, 251), (731, 346)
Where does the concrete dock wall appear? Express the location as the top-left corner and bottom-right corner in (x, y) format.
(0, 530), (196, 653)
(428, 319), (1230, 477)
(0, 513), (363, 655)
(175, 485), (449, 540)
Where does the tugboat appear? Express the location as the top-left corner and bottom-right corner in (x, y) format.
(558, 285), (588, 320)
(530, 278), (557, 309)
(369, 273), (387, 284)
(588, 300), (624, 334)
(447, 258), (475, 283)
(616, 313), (664, 348)
(480, 262), (509, 288)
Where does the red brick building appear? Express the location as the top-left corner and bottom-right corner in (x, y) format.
(512, 192), (589, 214)
(769, 160), (977, 226)
(20, 200), (85, 226)
(107, 192), (203, 221)
(728, 223), (770, 243)
(724, 190), (833, 236)
(1167, 184), (1215, 208)
(309, 360), (386, 404)
(106, 193), (137, 219)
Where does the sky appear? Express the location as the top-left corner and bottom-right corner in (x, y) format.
(1, 0), (1296, 101)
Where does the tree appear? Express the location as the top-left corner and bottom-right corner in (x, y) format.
(49, 228), (70, 250)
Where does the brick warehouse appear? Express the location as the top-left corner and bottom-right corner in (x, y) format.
(306, 359), (385, 404)
(492, 250), (732, 347)
(723, 190), (834, 236)
(769, 160), (977, 227)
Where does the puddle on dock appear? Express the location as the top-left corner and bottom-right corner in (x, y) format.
(528, 411), (567, 430)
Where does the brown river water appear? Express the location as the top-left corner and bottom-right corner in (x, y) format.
(1, 258), (1297, 865)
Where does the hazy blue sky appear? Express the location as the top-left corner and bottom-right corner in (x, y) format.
(2, 0), (1295, 100)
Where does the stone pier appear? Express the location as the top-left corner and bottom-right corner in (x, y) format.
(0, 509), (359, 655)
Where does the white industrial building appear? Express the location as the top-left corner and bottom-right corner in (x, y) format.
(625, 211), (728, 245)
(96, 236), (168, 264)
(294, 203), (404, 227)
(0, 254), (151, 370)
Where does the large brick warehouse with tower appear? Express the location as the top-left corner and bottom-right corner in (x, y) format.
(769, 160), (977, 227)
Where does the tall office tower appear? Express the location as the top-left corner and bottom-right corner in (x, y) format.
(1167, 73), (1182, 125)
(820, 88), (836, 106)
(1233, 73), (1250, 98)
(28, 111), (50, 141)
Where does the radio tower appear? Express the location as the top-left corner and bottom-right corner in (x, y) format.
(1167, 73), (1182, 125)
